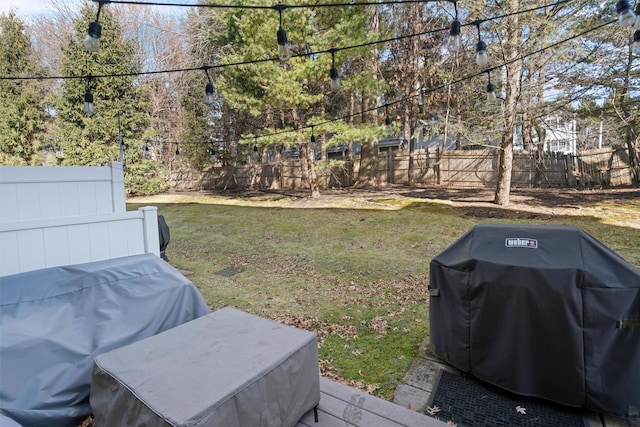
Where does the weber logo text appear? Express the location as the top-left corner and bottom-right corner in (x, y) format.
(505, 238), (538, 248)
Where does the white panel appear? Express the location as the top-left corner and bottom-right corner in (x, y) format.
(94, 181), (114, 214)
(58, 183), (81, 217)
(88, 222), (111, 262)
(67, 224), (92, 265)
(0, 165), (111, 184)
(38, 182), (62, 219)
(43, 227), (70, 268)
(108, 221), (130, 258)
(0, 183), (18, 222)
(0, 231), (20, 276)
(110, 162), (126, 213)
(126, 220), (145, 255)
(78, 182), (98, 216)
(140, 206), (160, 256)
(17, 229), (46, 273)
(16, 183), (42, 220)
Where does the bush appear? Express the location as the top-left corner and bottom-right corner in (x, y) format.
(125, 159), (170, 196)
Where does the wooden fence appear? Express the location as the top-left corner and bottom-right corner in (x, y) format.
(574, 146), (637, 187)
(168, 147), (638, 191)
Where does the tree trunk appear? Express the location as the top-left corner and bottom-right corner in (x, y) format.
(300, 142), (320, 198)
(620, 38), (639, 184)
(494, 0), (522, 206)
(270, 145), (282, 190)
(355, 6), (380, 188)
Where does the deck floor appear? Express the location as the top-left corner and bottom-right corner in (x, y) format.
(296, 377), (447, 427)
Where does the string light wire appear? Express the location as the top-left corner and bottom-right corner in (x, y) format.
(247, 19), (616, 143)
(0, 1), (626, 148)
(0, 0), (575, 82)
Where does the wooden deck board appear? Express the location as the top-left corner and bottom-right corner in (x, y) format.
(296, 377), (448, 427)
(296, 377), (640, 427)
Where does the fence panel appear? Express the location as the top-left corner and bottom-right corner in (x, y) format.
(168, 146), (637, 191)
(576, 146), (636, 187)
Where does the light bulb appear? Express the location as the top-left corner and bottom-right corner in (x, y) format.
(330, 66), (341, 92)
(476, 41), (488, 67)
(277, 44), (291, 61)
(617, 0), (636, 27)
(486, 83), (497, 103)
(203, 82), (214, 105)
(447, 19), (461, 52)
(277, 28), (291, 61)
(83, 90), (95, 115)
(83, 21), (101, 53)
(448, 34), (461, 52)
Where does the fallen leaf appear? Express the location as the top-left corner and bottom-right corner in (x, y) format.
(426, 405), (441, 415)
(516, 405), (527, 415)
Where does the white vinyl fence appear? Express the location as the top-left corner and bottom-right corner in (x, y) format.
(0, 163), (159, 277)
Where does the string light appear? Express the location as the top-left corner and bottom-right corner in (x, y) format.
(486, 71), (496, 103)
(203, 67), (214, 105)
(447, 2), (461, 52)
(275, 5), (291, 62)
(474, 22), (488, 67)
(384, 105), (392, 132)
(633, 30), (640, 56)
(83, 89), (95, 115)
(83, 77), (95, 115)
(2, 1), (578, 85)
(0, 0), (616, 127)
(207, 20), (618, 146)
(616, 0), (636, 28)
(329, 49), (341, 92)
(175, 142), (180, 155)
(310, 126), (316, 143)
(83, 1), (106, 52)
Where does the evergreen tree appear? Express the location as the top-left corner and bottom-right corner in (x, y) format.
(54, 1), (164, 194)
(0, 12), (46, 165)
(190, 0), (385, 196)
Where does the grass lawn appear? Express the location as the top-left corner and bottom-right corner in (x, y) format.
(128, 188), (640, 401)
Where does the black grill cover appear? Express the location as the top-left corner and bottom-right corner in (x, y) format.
(429, 223), (640, 418)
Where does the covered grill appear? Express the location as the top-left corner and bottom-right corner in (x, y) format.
(429, 223), (640, 418)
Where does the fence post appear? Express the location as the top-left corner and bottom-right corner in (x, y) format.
(567, 154), (577, 187)
(140, 206), (160, 257)
(436, 148), (441, 185)
(109, 162), (126, 213)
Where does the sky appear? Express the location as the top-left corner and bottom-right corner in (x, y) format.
(0, 0), (81, 17)
(0, 0), (195, 18)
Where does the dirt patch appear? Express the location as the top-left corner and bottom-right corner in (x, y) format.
(131, 185), (640, 227)
(273, 186), (640, 229)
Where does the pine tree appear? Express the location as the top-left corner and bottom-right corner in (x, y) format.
(0, 12), (46, 165)
(190, 0), (385, 196)
(54, 1), (163, 194)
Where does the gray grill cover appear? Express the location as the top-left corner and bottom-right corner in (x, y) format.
(0, 254), (210, 426)
(91, 307), (320, 427)
(429, 223), (640, 418)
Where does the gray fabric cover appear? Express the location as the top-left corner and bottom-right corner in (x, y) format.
(0, 254), (210, 427)
(429, 223), (640, 418)
(91, 307), (320, 427)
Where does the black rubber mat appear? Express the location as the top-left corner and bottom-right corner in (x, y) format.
(425, 370), (587, 427)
